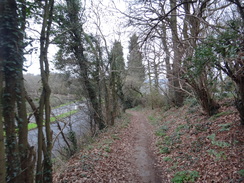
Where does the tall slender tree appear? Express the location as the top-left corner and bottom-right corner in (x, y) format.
(110, 40), (126, 120)
(0, 2), (6, 181)
(31, 0), (55, 182)
(1, 0), (25, 182)
(0, 0), (39, 181)
(54, 0), (105, 130)
(0, 0), (6, 181)
(125, 34), (145, 107)
(127, 34), (145, 90)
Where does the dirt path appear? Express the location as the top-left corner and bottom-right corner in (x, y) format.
(54, 110), (162, 182)
(128, 110), (162, 183)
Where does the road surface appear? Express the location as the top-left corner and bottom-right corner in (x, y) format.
(28, 102), (90, 156)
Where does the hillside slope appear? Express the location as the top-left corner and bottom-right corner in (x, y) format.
(54, 101), (244, 182)
(151, 100), (244, 182)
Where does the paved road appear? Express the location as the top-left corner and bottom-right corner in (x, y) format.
(29, 102), (79, 122)
(28, 102), (91, 156)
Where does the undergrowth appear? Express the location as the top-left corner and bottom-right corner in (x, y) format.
(151, 98), (243, 182)
(53, 112), (132, 172)
(172, 170), (199, 183)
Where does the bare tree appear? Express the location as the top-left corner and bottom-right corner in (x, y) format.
(120, 0), (234, 111)
(33, 0), (55, 182)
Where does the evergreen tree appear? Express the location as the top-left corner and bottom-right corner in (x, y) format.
(127, 34), (145, 88)
(125, 34), (145, 107)
(109, 40), (126, 123)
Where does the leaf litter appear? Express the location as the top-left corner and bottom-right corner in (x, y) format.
(54, 100), (244, 182)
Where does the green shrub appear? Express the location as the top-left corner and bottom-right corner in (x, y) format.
(155, 125), (168, 136)
(184, 97), (198, 107)
(131, 105), (143, 111)
(176, 124), (188, 132)
(163, 157), (173, 162)
(238, 169), (244, 177)
(148, 115), (158, 124)
(103, 146), (111, 153)
(159, 125), (169, 131)
(111, 134), (120, 140)
(207, 134), (230, 148)
(159, 146), (170, 154)
(212, 140), (230, 148)
(155, 131), (167, 137)
(172, 170), (199, 183)
(207, 149), (226, 161)
(218, 123), (232, 131)
(209, 111), (234, 120)
(164, 136), (172, 145)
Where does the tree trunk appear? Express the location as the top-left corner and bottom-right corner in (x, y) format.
(25, 91), (44, 183)
(0, 72), (6, 183)
(0, 1), (6, 182)
(104, 83), (112, 126)
(169, 0), (184, 107)
(110, 70), (117, 126)
(1, 0), (21, 181)
(0, 12), (6, 181)
(16, 1), (35, 181)
(182, 0), (220, 115)
(159, 23), (174, 106)
(16, 72), (34, 183)
(35, 94), (44, 183)
(197, 88), (220, 116)
(36, 0), (54, 182)
(235, 79), (244, 125)
(189, 75), (220, 116)
(65, 0), (105, 130)
(147, 59), (154, 110)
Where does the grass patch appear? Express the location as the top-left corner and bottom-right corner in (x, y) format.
(155, 131), (167, 137)
(164, 134), (182, 146)
(28, 109), (78, 130)
(209, 111), (234, 120)
(238, 169), (244, 177)
(130, 105), (143, 111)
(207, 149), (226, 161)
(207, 134), (230, 148)
(163, 157), (173, 162)
(148, 112), (163, 125)
(170, 162), (179, 171)
(172, 170), (199, 183)
(148, 115), (158, 124)
(52, 101), (76, 109)
(190, 138), (205, 152)
(103, 146), (111, 153)
(194, 123), (208, 132)
(51, 109), (78, 122)
(120, 113), (131, 128)
(176, 124), (189, 132)
(102, 139), (114, 145)
(218, 123), (232, 132)
(28, 123), (37, 130)
(155, 125), (168, 137)
(159, 146), (171, 154)
(111, 134), (120, 140)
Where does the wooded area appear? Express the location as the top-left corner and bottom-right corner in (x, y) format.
(0, 0), (243, 182)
